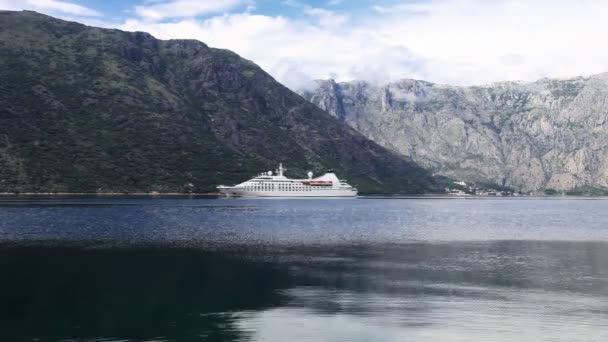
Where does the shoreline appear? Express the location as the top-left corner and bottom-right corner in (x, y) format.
(1, 192), (607, 199)
(0, 192), (220, 196)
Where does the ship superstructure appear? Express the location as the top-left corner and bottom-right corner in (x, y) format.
(217, 164), (357, 197)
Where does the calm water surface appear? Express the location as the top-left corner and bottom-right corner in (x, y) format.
(0, 197), (607, 342)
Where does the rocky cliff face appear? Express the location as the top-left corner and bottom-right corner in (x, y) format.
(301, 76), (608, 191)
(0, 11), (437, 193)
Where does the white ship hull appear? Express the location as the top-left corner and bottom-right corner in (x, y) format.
(218, 187), (357, 197)
(217, 164), (358, 198)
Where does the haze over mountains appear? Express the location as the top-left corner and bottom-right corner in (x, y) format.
(0, 10), (436, 194)
(302, 75), (608, 192)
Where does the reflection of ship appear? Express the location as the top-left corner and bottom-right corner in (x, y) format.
(217, 164), (357, 197)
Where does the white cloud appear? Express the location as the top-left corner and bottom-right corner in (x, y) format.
(7, 0), (608, 89)
(368, 0), (608, 85)
(304, 8), (348, 28)
(120, 12), (415, 90)
(118, 0), (608, 89)
(134, 0), (249, 20)
(0, 0), (100, 16)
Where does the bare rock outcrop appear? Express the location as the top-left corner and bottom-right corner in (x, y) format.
(301, 75), (608, 191)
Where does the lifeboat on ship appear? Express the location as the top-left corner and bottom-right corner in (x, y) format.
(302, 180), (333, 186)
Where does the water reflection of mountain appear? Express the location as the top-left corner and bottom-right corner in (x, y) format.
(270, 242), (608, 317)
(0, 241), (606, 341)
(0, 245), (293, 341)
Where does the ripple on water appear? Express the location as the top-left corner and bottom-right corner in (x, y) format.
(0, 197), (607, 341)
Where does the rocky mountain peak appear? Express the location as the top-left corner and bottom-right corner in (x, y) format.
(301, 75), (608, 192)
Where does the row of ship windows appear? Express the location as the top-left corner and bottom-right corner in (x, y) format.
(245, 186), (316, 191)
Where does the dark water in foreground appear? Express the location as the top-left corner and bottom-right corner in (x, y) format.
(0, 197), (607, 342)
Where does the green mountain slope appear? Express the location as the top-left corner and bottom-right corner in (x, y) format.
(0, 11), (436, 194)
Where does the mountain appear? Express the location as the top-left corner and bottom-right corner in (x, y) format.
(0, 10), (437, 194)
(301, 76), (608, 192)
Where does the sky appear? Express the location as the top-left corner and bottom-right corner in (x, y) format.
(3, 0), (608, 90)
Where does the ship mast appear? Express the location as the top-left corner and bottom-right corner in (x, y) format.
(278, 163), (284, 177)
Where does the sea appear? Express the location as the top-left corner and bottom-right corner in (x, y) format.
(0, 196), (606, 342)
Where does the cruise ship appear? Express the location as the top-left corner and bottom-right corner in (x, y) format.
(217, 164), (357, 197)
